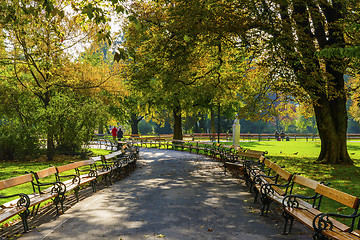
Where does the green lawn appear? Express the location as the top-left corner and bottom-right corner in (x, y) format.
(236, 140), (360, 220)
(2, 143), (360, 227)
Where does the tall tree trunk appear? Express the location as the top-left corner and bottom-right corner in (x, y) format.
(314, 78), (352, 164)
(210, 108), (216, 134)
(46, 132), (55, 161)
(173, 107), (183, 140)
(98, 124), (104, 135)
(290, 0), (351, 164)
(44, 92), (55, 161)
(130, 113), (142, 136)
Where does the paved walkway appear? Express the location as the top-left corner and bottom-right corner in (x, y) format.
(20, 148), (311, 240)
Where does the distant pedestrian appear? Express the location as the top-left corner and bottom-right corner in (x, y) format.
(111, 126), (117, 141)
(275, 130), (279, 140)
(117, 127), (123, 140)
(280, 130), (285, 141)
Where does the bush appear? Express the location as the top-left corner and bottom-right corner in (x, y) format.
(0, 123), (40, 160)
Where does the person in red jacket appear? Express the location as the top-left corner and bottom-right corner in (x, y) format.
(111, 126), (117, 141)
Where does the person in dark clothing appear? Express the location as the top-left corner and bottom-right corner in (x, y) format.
(280, 130), (285, 141)
(117, 128), (123, 140)
(275, 130), (279, 140)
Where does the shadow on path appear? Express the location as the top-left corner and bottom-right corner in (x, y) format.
(8, 148), (312, 240)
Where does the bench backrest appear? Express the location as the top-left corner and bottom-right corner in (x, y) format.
(238, 151), (263, 159)
(263, 158), (273, 167)
(35, 166), (57, 179)
(259, 155), (266, 163)
(246, 149), (265, 156)
(269, 163), (292, 181)
(235, 146), (245, 152)
(316, 184), (359, 209)
(56, 161), (93, 173)
(0, 174), (33, 190)
(293, 175), (319, 190)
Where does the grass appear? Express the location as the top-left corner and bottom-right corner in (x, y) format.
(236, 140), (360, 221)
(0, 148), (111, 229)
(2, 142), (360, 228)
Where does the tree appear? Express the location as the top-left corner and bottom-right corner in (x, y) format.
(0, 1), (123, 160)
(210, 0), (354, 164)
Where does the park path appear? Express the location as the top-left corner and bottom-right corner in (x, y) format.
(20, 148), (311, 240)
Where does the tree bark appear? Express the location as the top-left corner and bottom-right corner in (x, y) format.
(173, 107), (183, 140)
(313, 86), (352, 164)
(280, 0), (352, 164)
(130, 113), (142, 136)
(210, 108), (216, 134)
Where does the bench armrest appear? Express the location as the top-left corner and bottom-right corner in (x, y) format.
(57, 174), (80, 185)
(253, 173), (277, 186)
(261, 181), (292, 196)
(282, 194), (321, 210)
(32, 181), (66, 195)
(313, 211), (360, 233)
(0, 193), (30, 208)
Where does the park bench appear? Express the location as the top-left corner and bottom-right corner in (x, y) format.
(282, 183), (360, 240)
(251, 161), (294, 215)
(281, 175), (326, 235)
(30, 167), (68, 215)
(0, 174), (33, 232)
(32, 160), (112, 207)
(55, 160), (109, 201)
(188, 141), (209, 155)
(224, 149), (264, 176)
(99, 145), (137, 180)
(209, 143), (224, 158)
(0, 171), (67, 231)
(106, 139), (118, 151)
(171, 139), (183, 150)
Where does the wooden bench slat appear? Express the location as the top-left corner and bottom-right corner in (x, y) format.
(316, 184), (359, 209)
(269, 163), (292, 181)
(0, 174), (33, 190)
(0, 207), (27, 222)
(293, 175), (319, 190)
(322, 230), (360, 240)
(57, 161), (88, 173)
(35, 167), (57, 179)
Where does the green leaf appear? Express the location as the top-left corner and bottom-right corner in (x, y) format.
(184, 35), (191, 42)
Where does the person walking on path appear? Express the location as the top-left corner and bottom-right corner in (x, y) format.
(111, 126), (118, 141)
(117, 127), (123, 141)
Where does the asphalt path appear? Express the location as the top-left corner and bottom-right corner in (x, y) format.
(20, 148), (312, 240)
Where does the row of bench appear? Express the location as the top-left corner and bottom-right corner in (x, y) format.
(244, 155), (360, 240)
(134, 138), (360, 239)
(0, 143), (139, 233)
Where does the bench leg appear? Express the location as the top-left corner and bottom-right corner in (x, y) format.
(91, 180), (97, 192)
(31, 204), (41, 216)
(260, 195), (272, 216)
(19, 209), (30, 232)
(74, 186), (80, 202)
(53, 193), (65, 214)
(282, 211), (294, 234)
